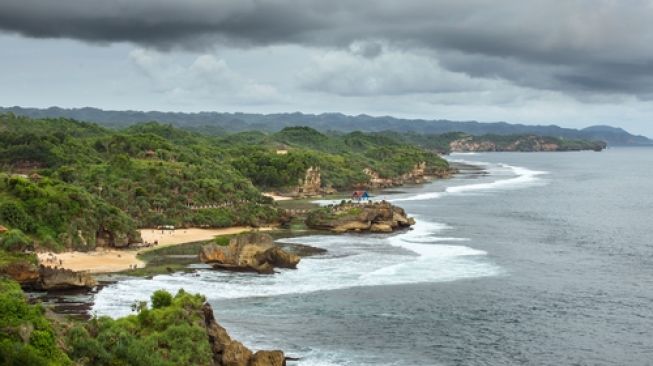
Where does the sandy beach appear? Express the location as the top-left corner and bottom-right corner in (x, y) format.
(263, 192), (293, 201)
(38, 227), (273, 273)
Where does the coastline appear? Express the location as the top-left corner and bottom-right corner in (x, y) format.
(34, 163), (470, 276)
(37, 226), (274, 273)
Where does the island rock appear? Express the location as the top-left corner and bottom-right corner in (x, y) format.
(199, 232), (300, 274)
(306, 201), (416, 233)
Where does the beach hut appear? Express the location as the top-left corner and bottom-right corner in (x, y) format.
(0, 225), (8, 234)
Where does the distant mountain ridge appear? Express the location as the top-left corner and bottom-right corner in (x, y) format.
(2, 106), (651, 146)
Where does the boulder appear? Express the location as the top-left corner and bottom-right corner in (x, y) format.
(306, 201), (415, 233)
(250, 351), (285, 366)
(265, 247), (301, 269)
(200, 233), (300, 274)
(222, 341), (253, 366)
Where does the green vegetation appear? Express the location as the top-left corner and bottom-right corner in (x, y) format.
(0, 114), (450, 251)
(305, 204), (362, 227)
(0, 278), (72, 366)
(229, 127), (450, 189)
(0, 277), (217, 366)
(65, 289), (214, 366)
(389, 131), (606, 153)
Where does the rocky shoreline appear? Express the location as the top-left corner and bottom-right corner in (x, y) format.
(4, 197), (423, 365)
(1, 261), (97, 290)
(306, 201), (415, 233)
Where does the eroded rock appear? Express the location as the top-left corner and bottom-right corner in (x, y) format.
(202, 303), (285, 366)
(199, 233), (300, 274)
(306, 201), (415, 233)
(38, 265), (97, 290)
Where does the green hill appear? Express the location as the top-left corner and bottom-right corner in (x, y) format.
(0, 114), (450, 251)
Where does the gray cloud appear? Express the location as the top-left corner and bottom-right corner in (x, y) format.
(2, 0), (653, 97)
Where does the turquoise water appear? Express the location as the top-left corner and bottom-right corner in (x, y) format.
(93, 148), (653, 365)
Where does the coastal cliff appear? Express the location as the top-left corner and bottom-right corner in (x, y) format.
(306, 201), (415, 233)
(448, 135), (606, 152)
(202, 302), (286, 366)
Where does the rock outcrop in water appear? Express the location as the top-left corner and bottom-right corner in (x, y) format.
(306, 201), (415, 233)
(199, 232), (300, 274)
(202, 302), (286, 366)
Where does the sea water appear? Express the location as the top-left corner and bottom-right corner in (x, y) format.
(92, 148), (653, 365)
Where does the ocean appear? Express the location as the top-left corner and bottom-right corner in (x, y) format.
(92, 148), (653, 365)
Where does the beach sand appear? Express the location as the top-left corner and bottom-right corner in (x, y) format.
(263, 192), (293, 201)
(38, 227), (273, 273)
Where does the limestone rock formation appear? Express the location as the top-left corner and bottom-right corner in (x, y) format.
(0, 261), (40, 285)
(363, 162), (452, 188)
(0, 261), (97, 290)
(306, 201), (416, 233)
(202, 303), (285, 366)
(199, 233), (300, 274)
(38, 265), (97, 290)
(295, 166), (321, 196)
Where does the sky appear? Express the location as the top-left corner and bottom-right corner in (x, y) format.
(1, 0), (652, 136)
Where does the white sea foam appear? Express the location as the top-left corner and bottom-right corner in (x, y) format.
(92, 159), (537, 318)
(391, 161), (548, 202)
(92, 219), (500, 318)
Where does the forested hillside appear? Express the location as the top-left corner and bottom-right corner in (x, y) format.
(0, 114), (449, 251)
(3, 106), (650, 146)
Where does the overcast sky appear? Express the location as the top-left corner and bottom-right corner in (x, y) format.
(1, 0), (652, 136)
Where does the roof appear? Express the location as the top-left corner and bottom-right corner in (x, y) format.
(0, 225), (8, 232)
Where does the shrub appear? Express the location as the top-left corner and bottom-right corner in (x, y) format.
(151, 289), (173, 309)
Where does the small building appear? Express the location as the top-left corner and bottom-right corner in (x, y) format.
(0, 225), (8, 234)
(352, 191), (370, 202)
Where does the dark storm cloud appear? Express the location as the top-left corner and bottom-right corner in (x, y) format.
(2, 0), (653, 97)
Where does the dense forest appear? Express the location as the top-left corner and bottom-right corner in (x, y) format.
(0, 277), (225, 366)
(0, 113), (449, 251)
